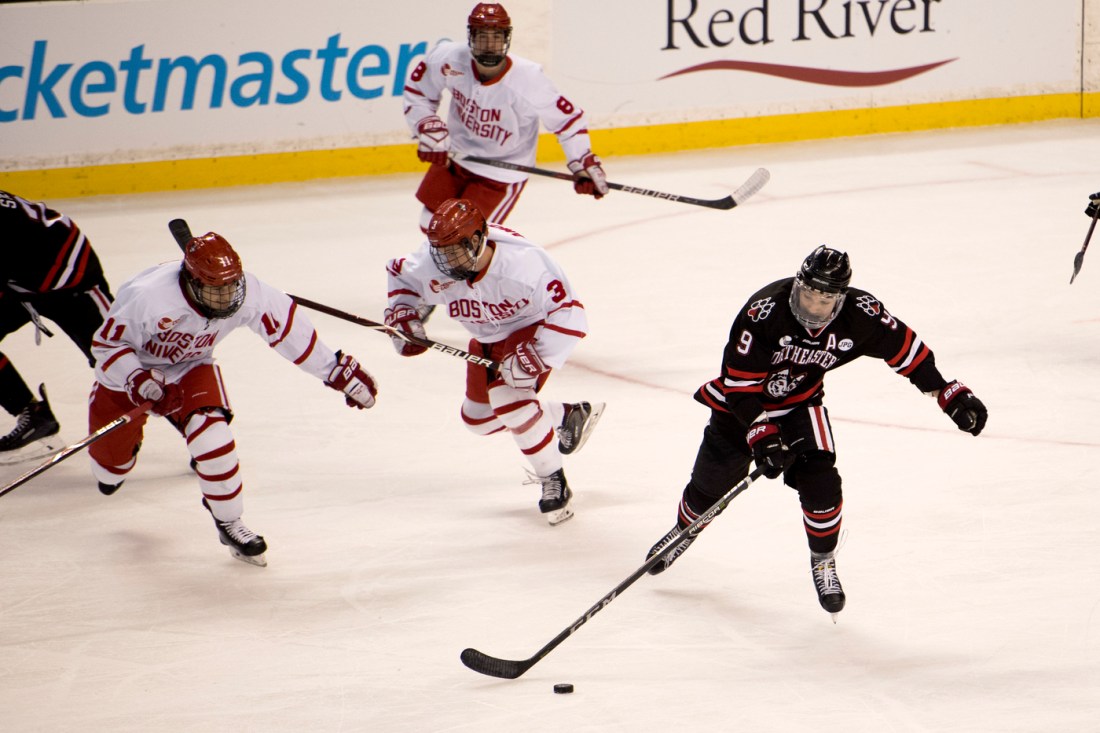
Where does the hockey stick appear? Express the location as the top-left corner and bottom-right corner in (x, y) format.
(1070, 205), (1100, 284)
(459, 464), (767, 679)
(454, 155), (770, 210)
(0, 401), (152, 499)
(288, 295), (501, 370)
(166, 220), (498, 369)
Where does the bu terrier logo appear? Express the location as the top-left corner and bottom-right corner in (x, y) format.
(157, 316), (182, 330)
(441, 63), (464, 77)
(765, 367), (806, 399)
(747, 297), (774, 322)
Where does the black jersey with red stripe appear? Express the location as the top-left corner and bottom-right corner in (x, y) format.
(0, 189), (104, 295)
(695, 277), (949, 426)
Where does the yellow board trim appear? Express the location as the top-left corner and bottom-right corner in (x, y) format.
(2, 92), (1096, 200)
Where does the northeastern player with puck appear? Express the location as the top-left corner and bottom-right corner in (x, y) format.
(645, 245), (988, 619)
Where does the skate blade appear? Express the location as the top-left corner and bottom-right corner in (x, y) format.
(569, 402), (605, 455)
(226, 547), (267, 567)
(546, 506), (574, 526)
(0, 436), (63, 465)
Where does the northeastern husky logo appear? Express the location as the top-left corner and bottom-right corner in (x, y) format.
(747, 297), (774, 322)
(765, 367), (806, 399)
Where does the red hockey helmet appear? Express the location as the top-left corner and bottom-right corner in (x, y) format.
(468, 3), (512, 67)
(181, 232), (246, 318)
(427, 199), (487, 281)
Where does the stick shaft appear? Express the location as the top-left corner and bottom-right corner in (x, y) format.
(0, 401), (152, 499)
(460, 465), (766, 678)
(288, 295), (501, 370)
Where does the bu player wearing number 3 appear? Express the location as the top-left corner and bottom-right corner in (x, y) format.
(402, 3), (608, 234)
(646, 246), (987, 619)
(88, 231), (379, 566)
(385, 199), (604, 526)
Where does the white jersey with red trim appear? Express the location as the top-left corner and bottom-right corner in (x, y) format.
(386, 224), (587, 368)
(403, 42), (594, 184)
(92, 262), (337, 391)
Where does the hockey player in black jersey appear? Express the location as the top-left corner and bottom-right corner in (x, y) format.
(0, 190), (114, 462)
(646, 245), (987, 619)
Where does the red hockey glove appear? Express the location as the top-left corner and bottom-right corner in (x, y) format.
(937, 380), (987, 436)
(326, 352), (378, 409)
(416, 116), (450, 165)
(125, 368), (183, 416)
(1086, 192), (1100, 219)
(383, 305), (429, 357)
(500, 339), (549, 389)
(567, 152), (609, 199)
(746, 421), (786, 479)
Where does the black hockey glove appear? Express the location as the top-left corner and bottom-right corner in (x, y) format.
(938, 381), (987, 436)
(1085, 192), (1100, 219)
(746, 421), (787, 479)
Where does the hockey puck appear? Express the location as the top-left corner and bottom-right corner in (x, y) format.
(553, 683), (574, 694)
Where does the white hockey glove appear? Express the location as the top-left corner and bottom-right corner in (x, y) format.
(416, 115), (450, 165)
(125, 368), (183, 416)
(500, 339), (549, 389)
(326, 352), (378, 409)
(383, 305), (429, 357)
(567, 152), (609, 199)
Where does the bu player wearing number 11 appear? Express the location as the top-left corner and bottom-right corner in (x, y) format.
(645, 245), (988, 620)
(88, 231), (379, 566)
(385, 199), (604, 526)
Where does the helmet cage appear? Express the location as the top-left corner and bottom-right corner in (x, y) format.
(430, 232), (485, 281)
(181, 233), (246, 319)
(468, 3), (512, 66)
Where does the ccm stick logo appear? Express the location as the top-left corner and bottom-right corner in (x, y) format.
(570, 593), (618, 633)
(429, 342), (494, 367)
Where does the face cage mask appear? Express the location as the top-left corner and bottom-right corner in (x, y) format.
(186, 275), (246, 319)
(430, 233), (484, 281)
(790, 278), (846, 331)
(468, 28), (511, 67)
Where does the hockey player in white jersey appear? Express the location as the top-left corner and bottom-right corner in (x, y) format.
(402, 2), (609, 233)
(384, 198), (603, 525)
(88, 231), (378, 566)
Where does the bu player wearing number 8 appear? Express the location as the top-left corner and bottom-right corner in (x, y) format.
(645, 246), (987, 619)
(385, 199), (604, 526)
(403, 3), (608, 235)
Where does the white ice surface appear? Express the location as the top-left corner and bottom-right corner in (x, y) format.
(2, 120), (1098, 732)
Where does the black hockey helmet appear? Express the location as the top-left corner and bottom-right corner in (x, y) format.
(790, 245), (851, 330)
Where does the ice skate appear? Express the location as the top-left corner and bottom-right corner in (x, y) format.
(528, 468), (573, 526)
(0, 385), (61, 465)
(557, 401), (605, 455)
(646, 525), (697, 575)
(98, 480), (124, 496)
(810, 550), (846, 621)
(202, 498), (268, 567)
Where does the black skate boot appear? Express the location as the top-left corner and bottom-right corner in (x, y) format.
(0, 384), (61, 464)
(810, 550), (846, 620)
(531, 468), (573, 526)
(646, 525), (697, 575)
(202, 498), (268, 567)
(98, 481), (124, 496)
(557, 401), (605, 455)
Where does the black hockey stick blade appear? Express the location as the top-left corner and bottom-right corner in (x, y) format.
(169, 218), (194, 249)
(455, 155), (769, 210)
(1070, 208), (1100, 284)
(459, 465), (767, 679)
